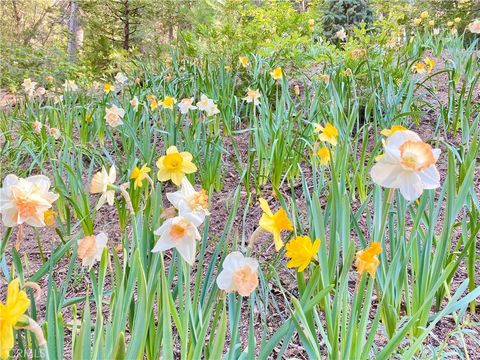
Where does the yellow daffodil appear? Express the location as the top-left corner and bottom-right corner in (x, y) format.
(429, 20), (435, 26)
(420, 11), (429, 19)
(308, 19), (315, 27)
(380, 125), (407, 137)
(454, 17), (461, 23)
(285, 236), (320, 272)
(43, 209), (56, 227)
(424, 57), (435, 73)
(316, 146), (331, 166)
(130, 164), (151, 189)
(355, 242), (382, 279)
(156, 146), (197, 186)
(160, 96), (176, 109)
(147, 95), (159, 110)
(447, 21), (454, 27)
(412, 62), (427, 74)
(315, 122), (339, 146)
(0, 279), (30, 359)
(103, 83), (114, 94)
(239, 56), (249, 68)
(413, 18), (422, 26)
(258, 198), (293, 251)
(270, 67), (283, 80)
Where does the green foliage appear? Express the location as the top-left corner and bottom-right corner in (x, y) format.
(322, 0), (374, 41)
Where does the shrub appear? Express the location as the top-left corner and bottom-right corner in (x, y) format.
(322, 0), (374, 42)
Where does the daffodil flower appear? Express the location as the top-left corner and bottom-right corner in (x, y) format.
(0, 174), (59, 227)
(90, 165), (117, 209)
(166, 178), (209, 226)
(130, 164), (151, 189)
(370, 130), (441, 201)
(156, 146), (197, 186)
(258, 198), (293, 251)
(216, 251), (259, 296)
(285, 236), (320, 272)
(152, 216), (201, 265)
(0, 279), (30, 359)
(355, 242), (382, 279)
(77, 232), (108, 269)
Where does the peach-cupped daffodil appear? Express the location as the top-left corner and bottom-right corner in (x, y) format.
(285, 236), (320, 272)
(0, 175), (58, 227)
(0, 279), (31, 359)
(178, 97), (197, 114)
(370, 130), (440, 201)
(270, 67), (283, 80)
(243, 88), (261, 105)
(314, 122), (339, 146)
(152, 216), (201, 265)
(258, 198), (293, 251)
(90, 165), (117, 209)
(130, 96), (139, 111)
(239, 56), (249, 68)
(104, 104), (125, 128)
(156, 146), (197, 186)
(77, 232), (108, 269)
(130, 164), (151, 189)
(166, 178), (209, 226)
(32, 121), (43, 134)
(355, 242), (382, 279)
(160, 96), (176, 109)
(216, 251), (259, 296)
(316, 146), (331, 166)
(468, 19), (480, 33)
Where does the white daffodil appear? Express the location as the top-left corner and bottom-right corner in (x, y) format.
(104, 104), (125, 127)
(22, 78), (37, 96)
(0, 174), (58, 227)
(166, 178), (209, 226)
(152, 216), (201, 265)
(89, 166), (117, 209)
(114, 72), (128, 85)
(77, 232), (108, 269)
(370, 130), (441, 201)
(178, 97), (197, 114)
(63, 80), (78, 92)
(216, 251), (259, 297)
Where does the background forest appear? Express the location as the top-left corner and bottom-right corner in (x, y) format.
(0, 0), (479, 88)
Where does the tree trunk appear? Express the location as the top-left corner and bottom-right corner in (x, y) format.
(67, 0), (83, 62)
(123, 0), (130, 50)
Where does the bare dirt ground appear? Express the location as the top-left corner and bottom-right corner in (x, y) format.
(1, 54), (480, 359)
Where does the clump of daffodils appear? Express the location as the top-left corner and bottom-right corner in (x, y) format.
(370, 130), (440, 201)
